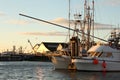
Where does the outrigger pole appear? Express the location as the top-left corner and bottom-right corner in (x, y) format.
(68, 0), (71, 40)
(19, 13), (108, 42)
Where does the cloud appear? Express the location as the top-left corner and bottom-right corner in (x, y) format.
(20, 31), (68, 36)
(5, 19), (31, 25)
(103, 0), (120, 6)
(5, 18), (114, 30)
(93, 23), (114, 30)
(50, 17), (115, 30)
(51, 17), (69, 26)
(0, 12), (6, 16)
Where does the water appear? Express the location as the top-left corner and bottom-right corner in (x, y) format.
(0, 61), (120, 80)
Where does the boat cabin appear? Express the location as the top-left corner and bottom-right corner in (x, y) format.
(87, 44), (120, 59)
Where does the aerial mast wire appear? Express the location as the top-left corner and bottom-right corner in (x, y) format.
(92, 0), (95, 44)
(85, 0), (91, 50)
(68, 0), (71, 41)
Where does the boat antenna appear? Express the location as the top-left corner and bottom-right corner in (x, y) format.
(92, 0), (95, 44)
(68, 0), (71, 40)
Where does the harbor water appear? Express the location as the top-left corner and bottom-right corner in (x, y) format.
(0, 61), (120, 80)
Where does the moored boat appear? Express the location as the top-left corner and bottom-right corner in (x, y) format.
(51, 49), (72, 69)
(72, 45), (120, 71)
(52, 55), (71, 69)
(18, 0), (120, 71)
(72, 28), (120, 71)
(51, 0), (120, 71)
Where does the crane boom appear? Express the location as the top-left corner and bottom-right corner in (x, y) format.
(28, 39), (36, 53)
(28, 39), (34, 49)
(19, 13), (108, 42)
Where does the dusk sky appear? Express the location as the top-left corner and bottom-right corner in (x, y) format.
(0, 0), (120, 52)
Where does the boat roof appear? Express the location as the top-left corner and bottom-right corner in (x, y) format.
(88, 44), (120, 53)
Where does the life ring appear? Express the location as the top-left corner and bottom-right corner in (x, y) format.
(93, 59), (99, 64)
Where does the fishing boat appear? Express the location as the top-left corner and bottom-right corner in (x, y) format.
(19, 0), (120, 71)
(72, 29), (120, 71)
(70, 0), (120, 71)
(51, 0), (96, 70)
(51, 54), (71, 69)
(51, 0), (120, 71)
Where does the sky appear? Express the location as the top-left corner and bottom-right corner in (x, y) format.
(0, 0), (120, 52)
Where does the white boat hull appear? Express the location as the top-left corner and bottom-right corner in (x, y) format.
(51, 55), (71, 69)
(72, 58), (120, 71)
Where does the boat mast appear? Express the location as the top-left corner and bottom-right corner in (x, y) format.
(68, 0), (71, 40)
(83, 0), (87, 50)
(87, 1), (91, 50)
(84, 0), (94, 50)
(108, 28), (120, 49)
(92, 0), (95, 44)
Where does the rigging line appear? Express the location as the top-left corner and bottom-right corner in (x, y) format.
(92, 0), (94, 42)
(19, 13), (108, 42)
(68, 0), (71, 40)
(103, 31), (111, 39)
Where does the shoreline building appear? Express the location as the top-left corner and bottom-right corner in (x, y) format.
(33, 42), (68, 54)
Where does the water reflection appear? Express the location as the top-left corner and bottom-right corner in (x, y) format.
(51, 70), (120, 80)
(0, 62), (120, 80)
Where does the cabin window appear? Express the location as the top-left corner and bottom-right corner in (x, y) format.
(91, 52), (97, 57)
(88, 52), (94, 57)
(88, 52), (102, 57)
(96, 52), (102, 57)
(106, 52), (113, 57)
(100, 52), (113, 58)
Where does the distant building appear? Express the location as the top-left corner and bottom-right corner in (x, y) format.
(57, 43), (68, 51)
(33, 42), (68, 54)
